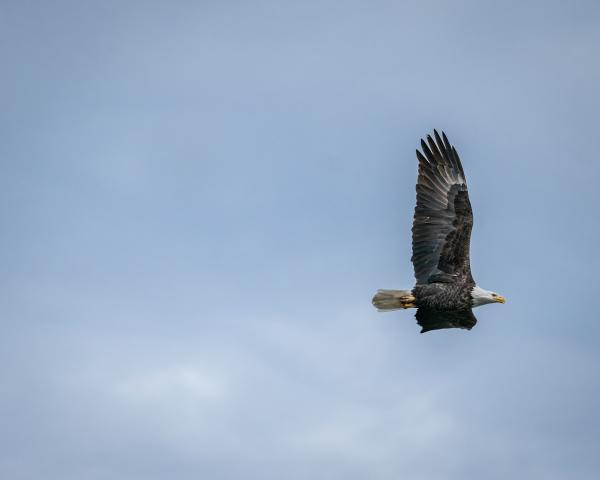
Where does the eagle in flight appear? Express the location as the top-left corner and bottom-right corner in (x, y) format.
(372, 130), (505, 333)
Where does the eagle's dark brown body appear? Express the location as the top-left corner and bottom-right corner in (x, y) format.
(412, 283), (474, 311)
(412, 283), (476, 332)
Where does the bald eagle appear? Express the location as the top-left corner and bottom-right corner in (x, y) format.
(372, 130), (505, 333)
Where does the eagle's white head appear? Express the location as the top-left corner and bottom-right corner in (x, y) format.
(471, 286), (506, 308)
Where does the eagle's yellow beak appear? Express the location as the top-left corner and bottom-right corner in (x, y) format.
(495, 295), (506, 304)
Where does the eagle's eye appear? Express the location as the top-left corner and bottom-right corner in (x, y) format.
(491, 293), (497, 297)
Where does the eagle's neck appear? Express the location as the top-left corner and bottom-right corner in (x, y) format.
(471, 286), (495, 307)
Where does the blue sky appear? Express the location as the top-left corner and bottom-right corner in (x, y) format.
(2, 1), (600, 479)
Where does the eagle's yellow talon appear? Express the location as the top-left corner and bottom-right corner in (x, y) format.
(399, 295), (416, 309)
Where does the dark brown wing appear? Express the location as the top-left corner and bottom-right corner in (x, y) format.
(412, 130), (474, 285)
(415, 308), (477, 333)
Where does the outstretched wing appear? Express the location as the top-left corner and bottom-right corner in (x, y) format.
(415, 308), (477, 333)
(412, 130), (474, 285)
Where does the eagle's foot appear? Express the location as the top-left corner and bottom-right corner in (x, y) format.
(399, 295), (416, 309)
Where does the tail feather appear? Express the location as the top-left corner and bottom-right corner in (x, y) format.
(372, 289), (415, 311)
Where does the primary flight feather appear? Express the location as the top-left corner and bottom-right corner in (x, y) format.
(372, 130), (505, 333)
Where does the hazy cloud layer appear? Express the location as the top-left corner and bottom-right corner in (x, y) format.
(2, 1), (600, 479)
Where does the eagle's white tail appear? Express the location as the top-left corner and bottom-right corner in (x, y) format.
(372, 289), (416, 311)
